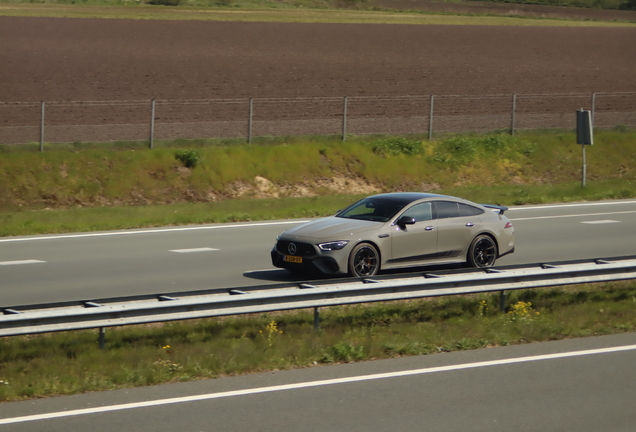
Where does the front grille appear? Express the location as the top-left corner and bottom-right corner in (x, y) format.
(276, 240), (316, 257)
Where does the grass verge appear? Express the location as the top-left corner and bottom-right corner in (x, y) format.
(1, 130), (635, 237)
(1, 178), (636, 237)
(1, 281), (635, 401)
(1, 2), (635, 26)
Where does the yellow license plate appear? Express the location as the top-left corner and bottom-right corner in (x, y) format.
(284, 255), (303, 263)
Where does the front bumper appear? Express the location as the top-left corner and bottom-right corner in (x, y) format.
(271, 248), (342, 274)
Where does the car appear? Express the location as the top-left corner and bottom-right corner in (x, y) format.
(271, 192), (514, 277)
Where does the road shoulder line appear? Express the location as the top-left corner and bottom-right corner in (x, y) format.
(2, 343), (636, 425)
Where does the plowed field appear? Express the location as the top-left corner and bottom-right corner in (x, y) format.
(1, 11), (635, 142)
(1, 15), (635, 102)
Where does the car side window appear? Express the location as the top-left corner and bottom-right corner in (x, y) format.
(401, 202), (433, 222)
(433, 201), (460, 219)
(458, 203), (485, 216)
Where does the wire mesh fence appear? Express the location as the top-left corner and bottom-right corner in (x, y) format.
(0, 92), (634, 147)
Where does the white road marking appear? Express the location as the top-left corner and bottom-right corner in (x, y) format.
(507, 200), (636, 211)
(169, 248), (219, 253)
(0, 260), (46, 266)
(0, 220), (309, 243)
(512, 210), (636, 221)
(2, 343), (635, 425)
(0, 201), (634, 244)
(580, 220), (619, 225)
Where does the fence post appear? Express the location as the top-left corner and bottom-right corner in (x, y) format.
(499, 290), (507, 312)
(428, 95), (434, 141)
(248, 98), (253, 145)
(313, 307), (320, 330)
(342, 96), (348, 141)
(511, 93), (517, 136)
(40, 101), (45, 152)
(149, 99), (155, 149)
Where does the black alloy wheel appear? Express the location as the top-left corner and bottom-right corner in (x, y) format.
(349, 243), (380, 277)
(468, 235), (498, 268)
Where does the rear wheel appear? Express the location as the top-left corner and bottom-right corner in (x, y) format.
(348, 243), (380, 277)
(467, 235), (498, 268)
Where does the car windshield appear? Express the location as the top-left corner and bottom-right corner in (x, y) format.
(336, 197), (404, 222)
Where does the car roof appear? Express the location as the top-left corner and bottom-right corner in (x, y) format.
(367, 192), (450, 206)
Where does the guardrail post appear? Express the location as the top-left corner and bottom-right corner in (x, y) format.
(313, 307), (320, 330)
(499, 290), (507, 312)
(99, 327), (106, 349)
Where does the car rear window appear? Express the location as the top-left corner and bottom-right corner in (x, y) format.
(459, 203), (485, 216)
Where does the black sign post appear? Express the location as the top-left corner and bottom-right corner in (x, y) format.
(576, 109), (593, 187)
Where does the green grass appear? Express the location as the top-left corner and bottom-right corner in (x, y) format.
(1, 1), (635, 26)
(1, 130), (635, 237)
(1, 281), (635, 401)
(2, 179), (636, 237)
(472, 0), (636, 10)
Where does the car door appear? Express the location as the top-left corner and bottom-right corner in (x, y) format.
(433, 201), (482, 259)
(389, 202), (438, 264)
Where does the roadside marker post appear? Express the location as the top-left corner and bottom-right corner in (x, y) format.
(576, 109), (593, 187)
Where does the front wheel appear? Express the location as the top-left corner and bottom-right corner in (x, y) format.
(467, 235), (498, 268)
(348, 243), (380, 277)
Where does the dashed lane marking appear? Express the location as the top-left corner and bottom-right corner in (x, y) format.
(169, 248), (219, 253)
(512, 210), (636, 221)
(0, 260), (46, 266)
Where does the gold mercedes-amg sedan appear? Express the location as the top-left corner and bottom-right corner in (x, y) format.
(271, 192), (515, 277)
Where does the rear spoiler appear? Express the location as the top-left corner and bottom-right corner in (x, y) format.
(481, 204), (508, 215)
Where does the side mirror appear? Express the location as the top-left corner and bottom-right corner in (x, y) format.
(396, 216), (416, 228)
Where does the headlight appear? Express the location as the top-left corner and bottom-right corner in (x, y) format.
(318, 240), (349, 251)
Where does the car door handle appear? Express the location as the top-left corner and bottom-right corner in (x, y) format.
(425, 226), (435, 231)
(465, 222), (475, 227)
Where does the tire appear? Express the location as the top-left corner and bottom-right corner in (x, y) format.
(467, 234), (498, 268)
(348, 243), (380, 277)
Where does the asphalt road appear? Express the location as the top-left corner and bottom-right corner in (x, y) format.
(1, 199), (635, 307)
(1, 332), (635, 431)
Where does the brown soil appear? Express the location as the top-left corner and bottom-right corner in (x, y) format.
(1, 11), (635, 105)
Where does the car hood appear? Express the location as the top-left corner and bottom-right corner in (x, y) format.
(282, 217), (382, 240)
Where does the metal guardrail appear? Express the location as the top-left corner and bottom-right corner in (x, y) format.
(2, 257), (636, 339)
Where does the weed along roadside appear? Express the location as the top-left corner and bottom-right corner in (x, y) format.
(0, 130), (635, 237)
(0, 282), (635, 401)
